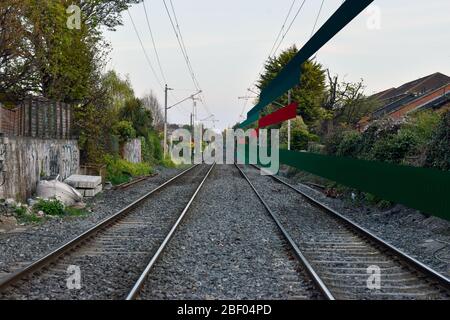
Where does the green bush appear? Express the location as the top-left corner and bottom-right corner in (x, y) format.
(34, 199), (65, 216)
(336, 131), (362, 157)
(324, 130), (344, 155)
(161, 156), (176, 168)
(105, 155), (153, 185)
(291, 128), (319, 151)
(14, 207), (42, 223)
(151, 133), (163, 162)
(403, 111), (441, 144)
(426, 111), (450, 171)
(141, 131), (163, 164)
(280, 117), (319, 151)
(112, 120), (136, 142)
(370, 130), (417, 163)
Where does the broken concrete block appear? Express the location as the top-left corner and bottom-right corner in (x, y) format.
(82, 184), (103, 198)
(65, 175), (102, 189)
(36, 180), (83, 206)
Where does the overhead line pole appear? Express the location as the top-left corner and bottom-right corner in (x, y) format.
(164, 89), (202, 157)
(164, 84), (174, 157)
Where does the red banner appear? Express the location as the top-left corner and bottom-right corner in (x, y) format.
(258, 103), (298, 128)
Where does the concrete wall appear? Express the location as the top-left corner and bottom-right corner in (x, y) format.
(0, 137), (79, 201)
(122, 138), (142, 164)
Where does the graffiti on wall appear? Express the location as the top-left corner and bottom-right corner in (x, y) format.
(122, 138), (142, 164)
(0, 137), (80, 201)
(61, 144), (79, 179)
(42, 143), (79, 179)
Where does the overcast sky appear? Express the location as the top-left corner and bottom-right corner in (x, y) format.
(105, 0), (450, 129)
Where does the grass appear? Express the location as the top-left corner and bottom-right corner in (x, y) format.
(64, 206), (89, 218)
(160, 156), (176, 168)
(108, 173), (131, 185)
(13, 199), (91, 225)
(34, 199), (65, 216)
(105, 155), (153, 185)
(14, 207), (42, 224)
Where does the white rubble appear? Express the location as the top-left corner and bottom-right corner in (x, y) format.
(36, 179), (83, 206)
(64, 174), (103, 198)
(65, 175), (102, 189)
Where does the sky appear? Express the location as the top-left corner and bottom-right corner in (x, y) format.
(105, 0), (450, 130)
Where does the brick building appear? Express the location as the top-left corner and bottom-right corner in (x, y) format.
(358, 72), (450, 130)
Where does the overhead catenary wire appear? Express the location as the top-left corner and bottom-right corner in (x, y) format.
(268, 0), (308, 68)
(162, 0), (213, 118)
(309, 0), (326, 62)
(168, 0), (213, 118)
(310, 0), (326, 38)
(142, 1), (167, 84)
(251, 0), (301, 92)
(144, 1), (194, 115)
(127, 9), (163, 90)
(168, 0), (201, 91)
(130, 6), (190, 118)
(162, 0), (199, 91)
(267, 0), (298, 65)
(239, 0), (308, 120)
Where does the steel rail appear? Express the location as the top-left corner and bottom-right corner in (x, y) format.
(0, 165), (200, 292)
(126, 163), (216, 300)
(251, 164), (450, 290)
(235, 163), (335, 300)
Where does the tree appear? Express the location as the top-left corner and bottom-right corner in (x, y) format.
(102, 70), (135, 114)
(0, 0), (38, 102)
(321, 70), (379, 136)
(141, 91), (164, 130)
(256, 45), (326, 126)
(0, 0), (140, 103)
(120, 98), (153, 138)
(280, 116), (319, 151)
(73, 70), (135, 164)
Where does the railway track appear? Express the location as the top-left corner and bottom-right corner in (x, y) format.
(236, 164), (450, 300)
(1, 163), (448, 300)
(127, 164), (322, 300)
(0, 164), (213, 300)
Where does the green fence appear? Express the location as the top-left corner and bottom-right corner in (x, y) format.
(237, 145), (450, 221)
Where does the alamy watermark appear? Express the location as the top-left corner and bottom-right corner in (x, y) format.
(66, 5), (81, 30)
(169, 126), (279, 175)
(66, 265), (82, 290)
(366, 4), (381, 30)
(366, 265), (381, 290)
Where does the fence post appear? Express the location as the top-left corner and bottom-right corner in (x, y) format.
(20, 102), (24, 136)
(65, 103), (69, 139)
(28, 97), (32, 137)
(42, 100), (47, 138)
(36, 99), (41, 138)
(54, 101), (57, 138)
(60, 102), (63, 139)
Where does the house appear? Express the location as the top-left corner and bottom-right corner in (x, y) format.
(358, 72), (450, 130)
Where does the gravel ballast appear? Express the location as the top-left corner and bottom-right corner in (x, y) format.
(277, 171), (450, 279)
(139, 164), (321, 300)
(240, 165), (449, 299)
(0, 166), (184, 281)
(0, 165), (210, 300)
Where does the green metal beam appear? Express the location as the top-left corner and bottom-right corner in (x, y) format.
(247, 0), (374, 118)
(238, 112), (259, 128)
(238, 146), (450, 221)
